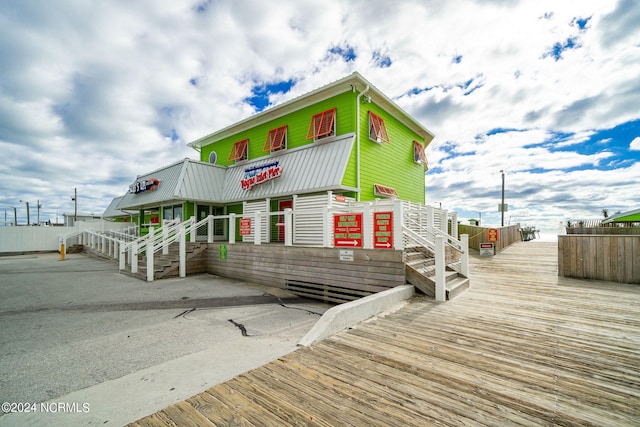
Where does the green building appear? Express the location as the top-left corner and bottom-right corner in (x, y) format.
(112, 72), (435, 240)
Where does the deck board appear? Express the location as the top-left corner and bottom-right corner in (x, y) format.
(127, 242), (640, 426)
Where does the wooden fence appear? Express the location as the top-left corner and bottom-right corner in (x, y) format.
(558, 235), (640, 284)
(458, 224), (522, 254)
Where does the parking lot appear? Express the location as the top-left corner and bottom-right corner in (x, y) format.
(0, 253), (331, 426)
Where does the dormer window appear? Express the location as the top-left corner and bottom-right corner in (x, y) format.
(413, 140), (428, 171)
(228, 139), (249, 162)
(263, 125), (287, 153)
(369, 111), (389, 144)
(306, 108), (336, 141)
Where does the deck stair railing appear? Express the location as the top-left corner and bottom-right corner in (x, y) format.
(402, 202), (469, 301)
(119, 214), (238, 281)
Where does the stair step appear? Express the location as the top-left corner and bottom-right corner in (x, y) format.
(446, 276), (470, 300)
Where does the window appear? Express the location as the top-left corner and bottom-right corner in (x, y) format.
(263, 125), (287, 152)
(374, 184), (398, 198)
(162, 204), (183, 221)
(208, 151), (217, 164)
(413, 140), (428, 171)
(369, 111), (389, 144)
(306, 108), (336, 140)
(228, 139), (249, 162)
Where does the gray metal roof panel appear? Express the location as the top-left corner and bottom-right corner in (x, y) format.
(222, 133), (355, 202)
(117, 159), (227, 209)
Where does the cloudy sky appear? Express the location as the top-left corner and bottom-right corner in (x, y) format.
(1, 0), (638, 235)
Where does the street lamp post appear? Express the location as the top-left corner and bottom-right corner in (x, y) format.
(71, 188), (77, 223)
(500, 170), (505, 227)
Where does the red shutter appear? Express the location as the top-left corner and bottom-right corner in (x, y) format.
(369, 112), (390, 143)
(263, 125), (287, 151)
(306, 108), (336, 139)
(228, 139), (248, 161)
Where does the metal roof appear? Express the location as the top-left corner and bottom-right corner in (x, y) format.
(116, 159), (226, 210)
(223, 133), (357, 202)
(114, 134), (356, 210)
(602, 208), (640, 223)
(102, 196), (132, 218)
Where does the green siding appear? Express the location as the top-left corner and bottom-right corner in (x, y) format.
(198, 88), (426, 205)
(356, 103), (426, 204)
(200, 91), (355, 167)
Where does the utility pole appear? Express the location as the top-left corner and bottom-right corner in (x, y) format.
(20, 200), (30, 225)
(37, 200), (41, 225)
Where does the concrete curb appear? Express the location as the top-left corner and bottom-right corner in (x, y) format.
(297, 285), (415, 346)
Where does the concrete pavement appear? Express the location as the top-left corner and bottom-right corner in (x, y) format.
(0, 253), (332, 426)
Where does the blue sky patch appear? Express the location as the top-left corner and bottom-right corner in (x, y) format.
(193, 0), (212, 13)
(372, 50), (392, 68)
(245, 78), (296, 112)
(573, 16), (591, 30)
(546, 37), (580, 61)
(328, 45), (356, 62)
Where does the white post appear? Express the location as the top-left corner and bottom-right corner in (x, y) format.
(254, 211), (261, 245)
(229, 213), (236, 244)
(102, 235), (106, 254)
(363, 203), (372, 249)
(426, 206), (434, 234)
(190, 216), (196, 243)
(322, 206), (331, 248)
(435, 236), (446, 302)
(450, 212), (458, 239)
(284, 208), (292, 246)
(393, 200), (403, 250)
(461, 234), (469, 277)
(179, 226), (186, 277)
(131, 242), (138, 274)
(146, 241), (154, 282)
(208, 215), (214, 243)
(162, 223), (169, 255)
(119, 244), (125, 269)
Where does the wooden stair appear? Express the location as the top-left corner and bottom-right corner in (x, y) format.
(121, 242), (209, 281)
(404, 246), (469, 300)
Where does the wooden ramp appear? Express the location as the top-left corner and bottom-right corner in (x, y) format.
(127, 242), (640, 426)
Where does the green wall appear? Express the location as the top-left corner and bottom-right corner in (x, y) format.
(200, 91), (356, 167)
(198, 88), (426, 205)
(357, 103), (426, 203)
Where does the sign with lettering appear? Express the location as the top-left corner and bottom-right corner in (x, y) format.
(480, 242), (495, 256)
(333, 213), (363, 247)
(373, 211), (393, 249)
(241, 161), (283, 191)
(487, 228), (499, 242)
(239, 218), (251, 236)
(129, 178), (160, 194)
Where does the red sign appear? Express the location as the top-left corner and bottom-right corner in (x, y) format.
(333, 213), (363, 247)
(239, 218), (251, 236)
(335, 195), (346, 203)
(374, 211), (393, 249)
(487, 228), (499, 242)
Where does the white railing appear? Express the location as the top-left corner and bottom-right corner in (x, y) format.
(59, 229), (123, 261)
(402, 202), (469, 302)
(59, 196), (468, 298)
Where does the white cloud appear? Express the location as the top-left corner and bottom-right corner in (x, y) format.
(631, 137), (640, 151)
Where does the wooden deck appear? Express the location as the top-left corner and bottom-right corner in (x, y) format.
(128, 242), (640, 426)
